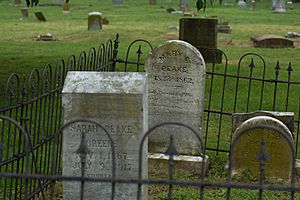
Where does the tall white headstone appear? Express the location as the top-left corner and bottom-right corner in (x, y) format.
(145, 40), (205, 155)
(62, 72), (148, 200)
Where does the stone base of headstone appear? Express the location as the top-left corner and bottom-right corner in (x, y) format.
(149, 153), (208, 176)
(88, 12), (102, 31)
(179, 18), (221, 63)
(21, 8), (29, 17)
(198, 48), (222, 64)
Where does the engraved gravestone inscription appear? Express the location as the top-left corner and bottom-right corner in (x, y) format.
(145, 40), (205, 155)
(62, 72), (148, 200)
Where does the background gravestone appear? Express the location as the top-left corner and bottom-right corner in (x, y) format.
(62, 72), (148, 200)
(88, 12), (102, 30)
(34, 11), (46, 21)
(180, 0), (189, 11)
(179, 18), (221, 63)
(21, 8), (29, 17)
(149, 0), (156, 4)
(145, 40), (205, 155)
(112, 0), (124, 4)
(231, 116), (294, 180)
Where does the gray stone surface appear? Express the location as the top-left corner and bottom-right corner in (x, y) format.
(145, 40), (205, 155)
(231, 116), (294, 180)
(62, 72), (148, 200)
(88, 12), (102, 31)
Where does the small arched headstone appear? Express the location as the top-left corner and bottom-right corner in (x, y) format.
(88, 12), (102, 31)
(230, 116), (295, 180)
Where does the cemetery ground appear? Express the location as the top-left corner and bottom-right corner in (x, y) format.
(0, 0), (300, 199)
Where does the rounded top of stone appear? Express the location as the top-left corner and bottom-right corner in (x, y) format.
(88, 12), (102, 16)
(232, 115), (293, 143)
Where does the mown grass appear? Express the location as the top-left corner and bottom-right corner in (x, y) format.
(1, 0), (300, 199)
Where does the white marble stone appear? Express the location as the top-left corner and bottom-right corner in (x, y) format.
(62, 72), (148, 200)
(145, 40), (205, 155)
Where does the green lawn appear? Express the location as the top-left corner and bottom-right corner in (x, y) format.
(1, 0), (300, 199)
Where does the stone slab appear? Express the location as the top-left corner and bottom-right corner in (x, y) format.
(231, 116), (295, 180)
(62, 72), (148, 200)
(145, 40), (205, 155)
(149, 153), (208, 176)
(251, 34), (294, 48)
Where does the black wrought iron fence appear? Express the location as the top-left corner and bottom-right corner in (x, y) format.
(1, 34), (300, 199)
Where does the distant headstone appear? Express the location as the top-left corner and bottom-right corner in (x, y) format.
(145, 40), (206, 155)
(88, 12), (102, 31)
(36, 33), (55, 41)
(34, 11), (46, 21)
(63, 2), (70, 13)
(180, 0), (189, 11)
(21, 8), (29, 17)
(112, 0), (124, 4)
(273, 0), (286, 12)
(14, 0), (21, 4)
(149, 0), (156, 4)
(237, 0), (247, 7)
(231, 116), (294, 180)
(251, 34), (294, 48)
(179, 18), (221, 63)
(62, 72), (148, 200)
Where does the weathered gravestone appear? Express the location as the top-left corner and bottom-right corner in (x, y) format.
(88, 12), (102, 31)
(145, 40), (205, 155)
(21, 8), (29, 18)
(180, 0), (189, 11)
(34, 11), (46, 21)
(273, 0), (286, 12)
(179, 18), (221, 63)
(62, 72), (148, 200)
(231, 116), (295, 180)
(63, 2), (70, 13)
(113, 0), (124, 4)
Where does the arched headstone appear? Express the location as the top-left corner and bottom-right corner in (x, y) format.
(230, 116), (295, 180)
(145, 40), (206, 155)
